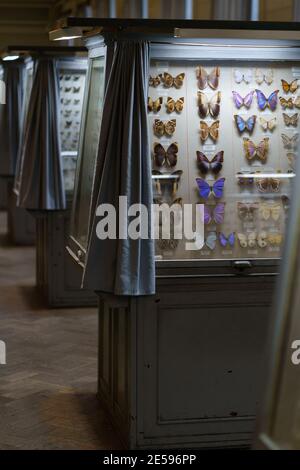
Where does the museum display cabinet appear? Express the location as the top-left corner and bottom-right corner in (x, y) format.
(14, 48), (98, 307)
(34, 56), (98, 308)
(61, 18), (299, 448)
(0, 54), (35, 244)
(7, 55), (36, 245)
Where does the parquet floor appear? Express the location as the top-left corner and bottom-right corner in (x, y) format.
(0, 211), (122, 450)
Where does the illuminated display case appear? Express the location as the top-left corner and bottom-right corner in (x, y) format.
(68, 38), (106, 262)
(63, 19), (300, 449)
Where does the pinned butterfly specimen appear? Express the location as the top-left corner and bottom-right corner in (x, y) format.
(196, 150), (224, 175)
(259, 203), (281, 221)
(279, 97), (294, 109)
(255, 174), (281, 193)
(237, 202), (259, 221)
(196, 66), (220, 90)
(153, 119), (176, 137)
(283, 113), (299, 127)
(152, 170), (183, 195)
(234, 69), (252, 84)
(236, 172), (255, 186)
(198, 91), (221, 119)
(153, 142), (178, 167)
(287, 152), (297, 170)
(234, 115), (256, 134)
(219, 232), (235, 248)
(160, 72), (185, 89)
(256, 89), (279, 111)
(243, 137), (269, 163)
(281, 195), (290, 211)
(281, 79), (299, 94)
(268, 233), (283, 246)
(73, 87), (80, 93)
(204, 203), (225, 225)
(166, 97), (184, 114)
(255, 69), (274, 85)
(281, 133), (299, 149)
(196, 177), (226, 200)
(148, 97), (163, 113)
(260, 117), (277, 132)
(200, 121), (220, 142)
(237, 232), (258, 249)
(232, 90), (254, 109)
(204, 232), (217, 251)
(149, 75), (161, 87)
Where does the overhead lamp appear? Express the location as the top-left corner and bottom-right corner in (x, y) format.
(2, 53), (20, 61)
(49, 27), (83, 42)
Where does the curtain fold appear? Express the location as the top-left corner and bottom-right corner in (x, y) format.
(0, 62), (23, 176)
(18, 58), (66, 210)
(83, 40), (155, 296)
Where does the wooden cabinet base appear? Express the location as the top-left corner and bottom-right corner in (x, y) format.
(7, 180), (35, 246)
(97, 275), (275, 449)
(34, 207), (97, 308)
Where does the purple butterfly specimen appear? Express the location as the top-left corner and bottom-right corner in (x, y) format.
(256, 89), (279, 111)
(232, 90), (254, 109)
(204, 203), (225, 225)
(196, 151), (224, 175)
(219, 232), (235, 248)
(196, 177), (226, 199)
(234, 115), (256, 134)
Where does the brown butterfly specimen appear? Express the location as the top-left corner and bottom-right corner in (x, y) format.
(166, 97), (184, 114)
(237, 202), (259, 221)
(149, 75), (161, 87)
(153, 119), (176, 137)
(160, 72), (185, 89)
(283, 113), (299, 127)
(279, 97), (294, 109)
(200, 121), (220, 142)
(281, 79), (299, 94)
(153, 142), (178, 167)
(148, 97), (163, 113)
(255, 172), (281, 193)
(196, 66), (220, 90)
(287, 152), (297, 170)
(268, 233), (283, 246)
(198, 91), (221, 119)
(243, 137), (269, 163)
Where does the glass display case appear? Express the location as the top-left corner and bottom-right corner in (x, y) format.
(60, 19), (300, 450)
(69, 40), (106, 257)
(150, 58), (295, 263)
(68, 25), (298, 274)
(58, 58), (87, 194)
(14, 56), (35, 195)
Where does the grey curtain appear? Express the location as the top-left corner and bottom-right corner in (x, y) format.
(18, 58), (66, 210)
(0, 62), (23, 176)
(83, 41), (155, 296)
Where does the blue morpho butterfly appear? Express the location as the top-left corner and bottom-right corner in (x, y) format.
(256, 89), (279, 111)
(196, 178), (225, 199)
(234, 115), (256, 134)
(204, 232), (217, 250)
(219, 232), (235, 248)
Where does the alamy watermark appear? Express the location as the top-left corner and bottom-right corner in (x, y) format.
(95, 196), (205, 251)
(0, 340), (6, 365)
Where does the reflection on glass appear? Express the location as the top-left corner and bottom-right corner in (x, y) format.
(71, 56), (105, 249)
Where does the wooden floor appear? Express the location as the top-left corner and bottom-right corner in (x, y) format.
(0, 211), (122, 450)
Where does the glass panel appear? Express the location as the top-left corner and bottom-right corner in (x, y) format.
(149, 56), (296, 261)
(71, 56), (106, 250)
(58, 68), (86, 193)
